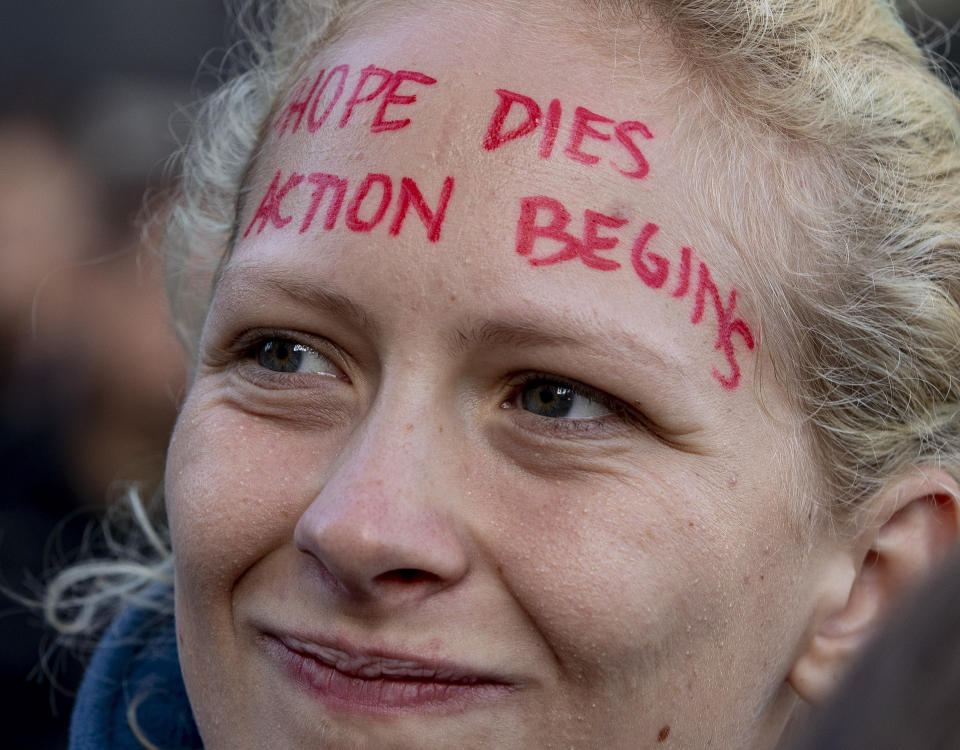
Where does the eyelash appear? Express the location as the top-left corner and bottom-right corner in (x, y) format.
(504, 372), (646, 436)
(223, 333), (648, 438)
(231, 330), (347, 385)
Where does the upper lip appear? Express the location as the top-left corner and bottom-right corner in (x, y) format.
(266, 630), (518, 686)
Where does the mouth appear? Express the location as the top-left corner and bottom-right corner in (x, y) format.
(261, 632), (519, 715)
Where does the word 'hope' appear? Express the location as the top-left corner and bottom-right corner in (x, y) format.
(244, 169), (455, 243)
(274, 63), (437, 137)
(516, 195), (756, 390)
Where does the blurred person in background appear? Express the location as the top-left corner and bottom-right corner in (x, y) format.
(0, 120), (106, 750)
(0, 117), (186, 750)
(0, 4), (226, 747)
(786, 549), (960, 750)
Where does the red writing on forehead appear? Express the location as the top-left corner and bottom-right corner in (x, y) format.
(516, 195), (755, 390)
(243, 169), (455, 243)
(273, 63), (437, 137)
(483, 89), (653, 181)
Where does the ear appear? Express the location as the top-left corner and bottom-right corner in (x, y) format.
(789, 468), (960, 703)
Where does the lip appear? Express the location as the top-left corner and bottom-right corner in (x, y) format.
(260, 631), (520, 715)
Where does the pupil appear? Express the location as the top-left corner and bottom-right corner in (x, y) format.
(259, 339), (303, 372)
(522, 382), (574, 418)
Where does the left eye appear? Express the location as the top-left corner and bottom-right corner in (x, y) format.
(254, 337), (340, 376)
(516, 378), (613, 419)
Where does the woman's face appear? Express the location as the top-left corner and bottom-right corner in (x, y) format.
(166, 3), (834, 748)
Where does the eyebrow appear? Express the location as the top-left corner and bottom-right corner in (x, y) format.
(451, 320), (579, 353)
(450, 318), (685, 378)
(219, 265), (685, 378)
(219, 270), (379, 338)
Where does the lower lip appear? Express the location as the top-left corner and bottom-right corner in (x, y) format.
(263, 636), (515, 715)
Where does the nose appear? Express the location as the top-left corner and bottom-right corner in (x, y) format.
(293, 412), (471, 606)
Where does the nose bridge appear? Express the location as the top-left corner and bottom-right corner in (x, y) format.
(293, 381), (470, 601)
(336, 379), (450, 511)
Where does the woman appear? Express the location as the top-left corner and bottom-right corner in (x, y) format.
(51, 0), (960, 748)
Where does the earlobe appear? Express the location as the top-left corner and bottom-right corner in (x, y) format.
(787, 552), (858, 704)
(789, 469), (960, 704)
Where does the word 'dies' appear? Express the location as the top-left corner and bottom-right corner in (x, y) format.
(274, 63), (437, 137)
(243, 169), (455, 243)
(483, 88), (654, 181)
(516, 195), (756, 390)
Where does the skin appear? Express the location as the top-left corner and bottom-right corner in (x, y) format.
(165, 2), (842, 747)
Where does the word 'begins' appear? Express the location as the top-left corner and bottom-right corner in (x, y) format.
(274, 63), (437, 137)
(516, 195), (755, 390)
(484, 89), (654, 181)
(244, 169), (455, 243)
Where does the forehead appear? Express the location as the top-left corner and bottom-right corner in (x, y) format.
(233, 1), (762, 396)
(255, 3), (686, 217)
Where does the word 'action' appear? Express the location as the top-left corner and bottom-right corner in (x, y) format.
(244, 169), (455, 243)
(516, 195), (755, 390)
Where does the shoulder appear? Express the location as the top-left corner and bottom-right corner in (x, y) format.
(69, 586), (201, 750)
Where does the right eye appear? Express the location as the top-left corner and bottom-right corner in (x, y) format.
(252, 337), (341, 377)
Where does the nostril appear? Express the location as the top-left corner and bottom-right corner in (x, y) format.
(377, 568), (441, 585)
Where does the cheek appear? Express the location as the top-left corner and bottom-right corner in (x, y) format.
(164, 392), (334, 598)
(478, 455), (804, 678)
(484, 470), (704, 642)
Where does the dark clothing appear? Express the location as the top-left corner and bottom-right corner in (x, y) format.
(69, 592), (201, 750)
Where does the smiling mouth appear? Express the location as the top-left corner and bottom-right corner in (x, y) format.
(262, 633), (518, 715)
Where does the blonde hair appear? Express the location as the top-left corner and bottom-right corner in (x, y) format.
(635, 0), (960, 518)
(46, 0), (960, 704)
(163, 0), (960, 515)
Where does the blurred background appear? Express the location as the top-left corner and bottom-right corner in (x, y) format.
(0, 3), (226, 748)
(0, 1), (957, 748)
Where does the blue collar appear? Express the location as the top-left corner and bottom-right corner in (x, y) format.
(69, 590), (202, 750)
